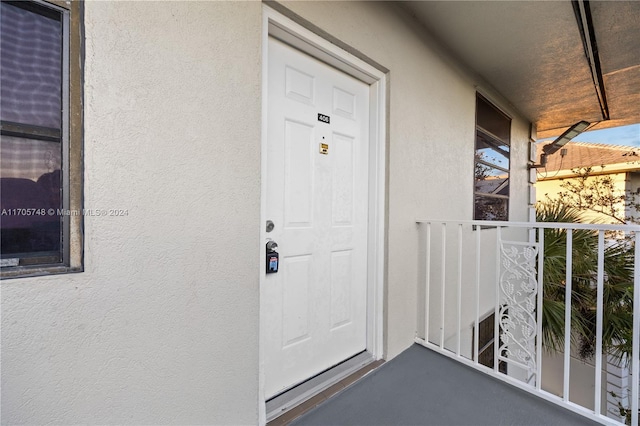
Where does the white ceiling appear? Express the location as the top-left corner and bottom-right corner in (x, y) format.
(399, 1), (640, 138)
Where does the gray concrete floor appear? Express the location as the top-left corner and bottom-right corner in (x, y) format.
(292, 344), (601, 426)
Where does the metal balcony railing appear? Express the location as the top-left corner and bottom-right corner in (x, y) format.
(416, 219), (640, 425)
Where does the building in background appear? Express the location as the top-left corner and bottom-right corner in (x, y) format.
(536, 141), (640, 421)
(535, 141), (640, 224)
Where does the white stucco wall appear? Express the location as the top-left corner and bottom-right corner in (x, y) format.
(1, 1), (533, 424)
(1, 2), (263, 424)
(279, 1), (532, 360)
(627, 172), (640, 222)
(541, 351), (607, 414)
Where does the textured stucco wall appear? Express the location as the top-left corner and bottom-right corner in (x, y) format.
(279, 1), (531, 360)
(1, 1), (534, 423)
(541, 351), (607, 413)
(627, 172), (640, 222)
(1, 1), (262, 424)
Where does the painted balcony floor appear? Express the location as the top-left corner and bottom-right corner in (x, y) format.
(291, 344), (599, 426)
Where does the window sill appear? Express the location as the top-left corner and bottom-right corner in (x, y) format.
(1, 265), (83, 280)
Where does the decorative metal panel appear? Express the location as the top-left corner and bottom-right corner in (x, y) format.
(498, 240), (539, 383)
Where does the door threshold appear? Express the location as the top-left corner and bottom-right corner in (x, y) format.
(266, 351), (382, 424)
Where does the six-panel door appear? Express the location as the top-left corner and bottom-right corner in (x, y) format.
(264, 37), (370, 398)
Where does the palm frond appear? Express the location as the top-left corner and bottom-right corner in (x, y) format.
(535, 200), (635, 363)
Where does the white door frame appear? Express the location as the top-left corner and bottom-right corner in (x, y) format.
(259, 5), (386, 423)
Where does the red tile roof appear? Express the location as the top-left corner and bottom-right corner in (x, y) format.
(536, 141), (640, 172)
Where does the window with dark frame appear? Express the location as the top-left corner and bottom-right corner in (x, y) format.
(474, 94), (511, 221)
(473, 311), (507, 374)
(1, 0), (82, 275)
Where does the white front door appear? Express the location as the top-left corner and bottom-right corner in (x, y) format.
(264, 36), (370, 398)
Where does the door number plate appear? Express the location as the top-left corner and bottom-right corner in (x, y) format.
(318, 113), (330, 124)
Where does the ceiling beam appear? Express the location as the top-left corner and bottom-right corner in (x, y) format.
(572, 0), (610, 121)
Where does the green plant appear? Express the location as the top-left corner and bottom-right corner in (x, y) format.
(609, 391), (636, 425)
(536, 200), (635, 365)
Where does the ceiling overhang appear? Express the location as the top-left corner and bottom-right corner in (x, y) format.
(399, 1), (640, 138)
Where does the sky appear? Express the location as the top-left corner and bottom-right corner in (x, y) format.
(539, 123), (640, 146)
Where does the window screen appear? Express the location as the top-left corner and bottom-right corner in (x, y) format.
(1, 1), (64, 265)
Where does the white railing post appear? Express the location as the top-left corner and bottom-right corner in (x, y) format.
(440, 223), (447, 350)
(563, 229), (573, 402)
(537, 227), (544, 390)
(495, 226), (502, 373)
(474, 225), (481, 365)
(457, 224), (463, 357)
(425, 222), (431, 344)
(632, 231), (639, 426)
(595, 231), (605, 416)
